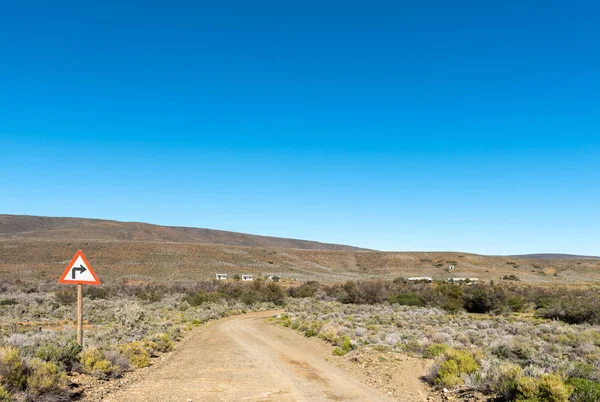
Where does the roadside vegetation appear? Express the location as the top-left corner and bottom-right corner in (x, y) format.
(0, 279), (284, 401)
(278, 279), (600, 401)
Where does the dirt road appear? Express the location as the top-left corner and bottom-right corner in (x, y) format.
(103, 311), (410, 402)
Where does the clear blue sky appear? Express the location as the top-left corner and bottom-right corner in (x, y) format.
(1, 1), (599, 255)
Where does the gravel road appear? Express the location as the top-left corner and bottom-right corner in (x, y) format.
(104, 310), (397, 401)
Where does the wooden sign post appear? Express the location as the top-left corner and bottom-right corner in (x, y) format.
(58, 250), (101, 345)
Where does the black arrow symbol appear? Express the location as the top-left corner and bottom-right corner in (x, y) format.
(71, 265), (87, 279)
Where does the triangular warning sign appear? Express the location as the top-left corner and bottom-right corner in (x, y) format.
(58, 250), (101, 285)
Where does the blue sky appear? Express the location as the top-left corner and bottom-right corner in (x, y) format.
(1, 1), (599, 254)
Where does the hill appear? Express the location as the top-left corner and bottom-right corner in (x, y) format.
(512, 253), (600, 260)
(1, 215), (599, 284)
(0, 215), (367, 251)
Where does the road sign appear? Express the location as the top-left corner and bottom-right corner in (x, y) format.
(58, 250), (101, 285)
(58, 250), (101, 345)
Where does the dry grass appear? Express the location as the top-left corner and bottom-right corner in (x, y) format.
(1, 238), (600, 284)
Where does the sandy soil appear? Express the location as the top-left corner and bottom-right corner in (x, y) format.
(101, 311), (429, 402)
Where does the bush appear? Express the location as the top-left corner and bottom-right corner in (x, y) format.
(332, 347), (347, 356)
(434, 349), (480, 388)
(0, 386), (10, 402)
(0, 346), (27, 392)
(146, 333), (173, 353)
(516, 375), (572, 402)
(565, 378), (600, 402)
(288, 281), (320, 298)
(490, 363), (522, 400)
(389, 292), (425, 307)
(53, 289), (77, 306)
(80, 348), (115, 379)
(35, 339), (82, 371)
(263, 283), (285, 305)
(423, 343), (449, 358)
(26, 359), (69, 398)
(117, 342), (150, 368)
(464, 286), (508, 314)
(183, 292), (224, 306)
(502, 275), (520, 281)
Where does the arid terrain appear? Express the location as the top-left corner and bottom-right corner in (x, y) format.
(0, 215), (599, 284)
(100, 311), (426, 402)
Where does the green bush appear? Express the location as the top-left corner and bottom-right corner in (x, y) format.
(332, 347), (347, 356)
(263, 283), (285, 305)
(80, 348), (115, 378)
(0, 346), (27, 392)
(53, 289), (77, 305)
(117, 342), (150, 368)
(303, 322), (322, 337)
(337, 335), (354, 352)
(491, 363), (522, 400)
(0, 386), (10, 402)
(434, 349), (480, 388)
(183, 291), (224, 306)
(565, 378), (600, 402)
(423, 343), (449, 358)
(516, 375), (572, 402)
(26, 359), (69, 398)
(389, 292), (425, 307)
(146, 333), (173, 353)
(35, 339), (82, 371)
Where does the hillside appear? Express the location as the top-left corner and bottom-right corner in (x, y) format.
(0, 215), (366, 251)
(1, 215), (599, 284)
(1, 238), (599, 284)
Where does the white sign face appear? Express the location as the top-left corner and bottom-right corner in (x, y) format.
(58, 250), (101, 285)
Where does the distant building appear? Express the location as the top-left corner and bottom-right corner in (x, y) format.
(448, 277), (479, 284)
(215, 273), (228, 280)
(265, 275), (281, 282)
(407, 277), (433, 283)
(242, 274), (253, 281)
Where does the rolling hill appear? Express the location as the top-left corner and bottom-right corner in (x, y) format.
(0, 215), (598, 284)
(0, 215), (367, 251)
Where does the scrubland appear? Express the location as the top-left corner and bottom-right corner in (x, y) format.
(0, 280), (284, 401)
(278, 279), (600, 401)
(2, 276), (600, 402)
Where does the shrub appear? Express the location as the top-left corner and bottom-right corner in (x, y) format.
(389, 292), (425, 307)
(565, 378), (600, 402)
(26, 359), (69, 398)
(490, 363), (522, 400)
(516, 375), (572, 402)
(104, 350), (130, 375)
(53, 289), (76, 306)
(0, 299), (17, 306)
(434, 349), (480, 388)
(146, 333), (173, 353)
(117, 342), (150, 368)
(464, 286), (507, 314)
(0, 346), (27, 392)
(80, 348), (115, 379)
(183, 292), (224, 306)
(86, 286), (111, 300)
(332, 347), (347, 356)
(502, 275), (520, 281)
(35, 339), (82, 371)
(338, 335), (354, 352)
(263, 283), (285, 305)
(0, 386), (10, 402)
(423, 343), (449, 358)
(288, 281), (320, 298)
